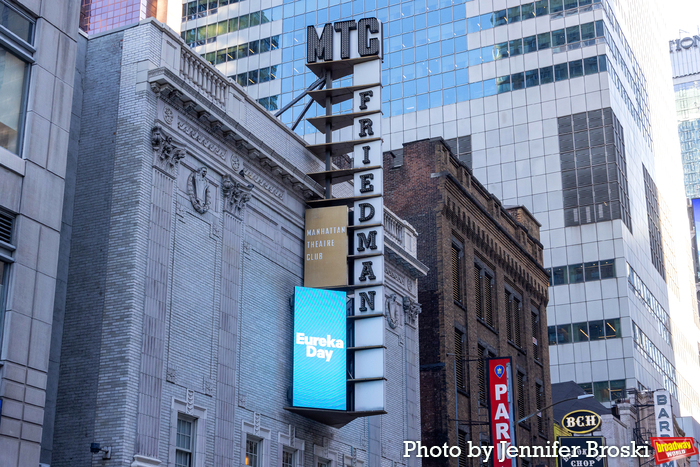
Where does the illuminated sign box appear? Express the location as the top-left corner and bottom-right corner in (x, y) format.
(292, 286), (347, 411)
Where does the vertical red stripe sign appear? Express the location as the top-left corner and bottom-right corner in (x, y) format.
(489, 357), (516, 467)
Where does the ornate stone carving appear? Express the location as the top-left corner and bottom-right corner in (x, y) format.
(222, 174), (254, 215)
(152, 126), (185, 173)
(231, 154), (241, 172)
(166, 367), (176, 383)
(386, 268), (406, 286)
(386, 293), (402, 329)
(238, 391), (247, 407)
(254, 412), (261, 435)
(241, 168), (284, 200)
(177, 120), (227, 159)
(187, 167), (212, 214)
(186, 389), (195, 415)
(403, 296), (421, 325)
(163, 106), (174, 125)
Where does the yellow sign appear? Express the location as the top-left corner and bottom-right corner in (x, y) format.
(561, 409), (602, 434)
(304, 206), (348, 288)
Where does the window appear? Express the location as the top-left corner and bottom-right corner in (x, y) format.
(477, 345), (486, 402)
(568, 263), (583, 283)
(474, 265), (483, 320)
(0, 1), (34, 156)
(282, 450), (295, 467)
(455, 328), (465, 390)
(531, 309), (541, 360)
(605, 318), (620, 338)
(521, 3), (535, 19)
(566, 25), (581, 44)
(554, 63), (569, 81)
(610, 379), (626, 400)
(569, 60), (583, 78)
(535, 383), (544, 434)
(505, 288), (522, 348)
(452, 242), (462, 302)
(537, 32), (551, 50)
(507, 6), (520, 23)
(589, 320), (606, 340)
(517, 372), (526, 420)
(511, 72), (524, 91)
(573, 322), (588, 342)
(246, 437), (261, 466)
(0, 210), (12, 384)
(540, 66), (554, 84)
(535, 0), (548, 16)
(525, 69), (539, 88)
(557, 324), (572, 344)
(458, 431), (467, 467)
(176, 417), (194, 467)
(475, 262), (495, 327)
(523, 35), (537, 54)
(551, 29), (566, 47)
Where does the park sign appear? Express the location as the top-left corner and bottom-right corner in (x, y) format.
(561, 410), (602, 434)
(650, 437), (699, 465)
(293, 17), (385, 422)
(488, 357), (516, 467)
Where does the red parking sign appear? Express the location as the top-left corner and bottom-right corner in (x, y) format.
(488, 358), (516, 467)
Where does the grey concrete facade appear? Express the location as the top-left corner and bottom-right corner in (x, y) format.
(0, 1), (80, 466)
(50, 19), (425, 467)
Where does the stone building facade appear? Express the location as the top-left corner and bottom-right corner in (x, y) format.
(384, 138), (553, 467)
(0, 1), (80, 466)
(48, 19), (425, 467)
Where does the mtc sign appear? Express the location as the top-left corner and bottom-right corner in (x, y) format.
(296, 16), (385, 421)
(488, 358), (516, 467)
(307, 18), (382, 63)
(562, 410), (602, 434)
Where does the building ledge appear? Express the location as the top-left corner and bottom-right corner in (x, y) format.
(385, 237), (429, 278)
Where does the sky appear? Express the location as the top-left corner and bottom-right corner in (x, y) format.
(667, 0), (700, 39)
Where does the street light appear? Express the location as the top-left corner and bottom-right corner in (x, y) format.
(516, 394), (594, 425)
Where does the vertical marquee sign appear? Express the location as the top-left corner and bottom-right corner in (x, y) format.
(654, 390), (676, 467)
(488, 357), (517, 467)
(290, 17), (386, 421)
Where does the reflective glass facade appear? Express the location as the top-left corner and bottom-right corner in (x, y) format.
(674, 80), (700, 198)
(183, 0), (700, 418)
(80, 0), (158, 34)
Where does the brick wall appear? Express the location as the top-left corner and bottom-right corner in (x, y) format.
(385, 138), (553, 467)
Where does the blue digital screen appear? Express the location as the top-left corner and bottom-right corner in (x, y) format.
(293, 286), (347, 410)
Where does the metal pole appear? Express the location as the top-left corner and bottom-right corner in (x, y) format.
(324, 69), (332, 199)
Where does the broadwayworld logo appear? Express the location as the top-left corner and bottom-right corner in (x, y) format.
(296, 333), (344, 362)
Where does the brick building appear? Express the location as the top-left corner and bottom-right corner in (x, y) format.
(384, 138), (553, 467)
(45, 18), (425, 467)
